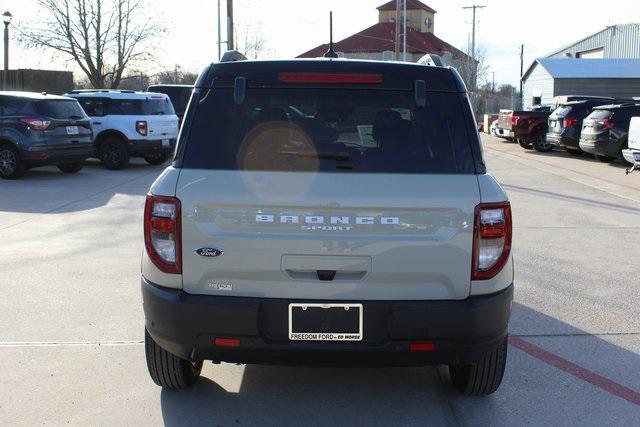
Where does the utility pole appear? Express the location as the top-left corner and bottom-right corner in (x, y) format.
(217, 0), (222, 59)
(462, 5), (485, 90)
(227, 0), (234, 51)
(394, 0), (401, 60)
(519, 44), (524, 109)
(403, 0), (407, 61)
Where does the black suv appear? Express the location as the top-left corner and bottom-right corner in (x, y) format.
(580, 103), (640, 163)
(546, 98), (616, 155)
(147, 84), (193, 123)
(0, 92), (93, 179)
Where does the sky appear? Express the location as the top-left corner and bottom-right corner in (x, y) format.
(3, 0), (639, 86)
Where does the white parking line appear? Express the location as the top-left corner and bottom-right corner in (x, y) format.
(0, 340), (143, 347)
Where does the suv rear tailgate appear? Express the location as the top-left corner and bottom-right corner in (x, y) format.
(177, 171), (479, 301)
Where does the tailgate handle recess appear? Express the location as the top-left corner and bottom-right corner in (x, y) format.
(317, 270), (336, 281)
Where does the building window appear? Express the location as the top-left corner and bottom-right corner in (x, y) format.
(576, 47), (604, 59)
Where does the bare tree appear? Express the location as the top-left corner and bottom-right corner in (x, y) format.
(21, 0), (164, 89)
(235, 22), (268, 60)
(153, 66), (199, 85)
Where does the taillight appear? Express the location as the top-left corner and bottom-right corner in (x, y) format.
(563, 117), (578, 128)
(511, 115), (520, 127)
(472, 202), (512, 280)
(20, 117), (51, 130)
(136, 120), (148, 136)
(144, 195), (181, 274)
(597, 119), (614, 130)
(278, 73), (382, 84)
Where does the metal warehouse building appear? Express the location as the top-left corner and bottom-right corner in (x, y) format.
(546, 23), (640, 59)
(521, 58), (640, 109)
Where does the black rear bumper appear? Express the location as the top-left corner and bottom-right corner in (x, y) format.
(127, 139), (175, 157)
(142, 278), (513, 366)
(22, 145), (95, 167)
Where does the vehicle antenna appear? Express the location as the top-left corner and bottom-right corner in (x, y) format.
(324, 11), (339, 58)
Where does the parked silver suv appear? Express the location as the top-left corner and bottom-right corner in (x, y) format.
(141, 56), (514, 396)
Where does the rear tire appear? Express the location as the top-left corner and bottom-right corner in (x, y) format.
(518, 139), (534, 150)
(0, 144), (26, 179)
(596, 154), (615, 163)
(449, 336), (508, 396)
(144, 152), (170, 165)
(99, 137), (130, 170)
(533, 134), (553, 152)
(565, 148), (582, 156)
(57, 161), (84, 173)
(145, 329), (202, 389)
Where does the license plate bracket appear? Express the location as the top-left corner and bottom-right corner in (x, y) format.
(288, 303), (363, 341)
(66, 126), (79, 135)
(162, 139), (170, 148)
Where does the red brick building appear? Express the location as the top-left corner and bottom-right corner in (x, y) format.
(298, 0), (470, 63)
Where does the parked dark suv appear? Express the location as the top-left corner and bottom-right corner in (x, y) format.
(546, 98), (615, 155)
(0, 92), (93, 179)
(147, 84), (193, 123)
(580, 103), (640, 163)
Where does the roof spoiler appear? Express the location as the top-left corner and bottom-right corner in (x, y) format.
(220, 50), (248, 63)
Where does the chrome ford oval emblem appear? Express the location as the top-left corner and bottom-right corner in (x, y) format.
(195, 247), (223, 258)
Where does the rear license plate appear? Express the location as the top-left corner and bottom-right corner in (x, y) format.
(634, 153), (640, 162)
(66, 126), (79, 135)
(289, 303), (363, 341)
(162, 139), (170, 147)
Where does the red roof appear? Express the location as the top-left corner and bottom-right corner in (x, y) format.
(377, 0), (436, 14)
(297, 22), (469, 61)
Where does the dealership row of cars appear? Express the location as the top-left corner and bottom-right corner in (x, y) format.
(0, 85), (193, 179)
(491, 95), (640, 171)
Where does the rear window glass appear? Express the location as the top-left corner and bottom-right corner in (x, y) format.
(149, 87), (191, 112)
(107, 98), (175, 116)
(551, 106), (572, 118)
(34, 100), (86, 119)
(0, 97), (28, 115)
(588, 110), (613, 120)
(181, 88), (476, 174)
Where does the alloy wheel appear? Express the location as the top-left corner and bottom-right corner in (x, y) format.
(0, 149), (17, 176)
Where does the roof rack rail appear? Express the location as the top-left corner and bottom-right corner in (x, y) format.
(67, 89), (138, 94)
(220, 50), (247, 63)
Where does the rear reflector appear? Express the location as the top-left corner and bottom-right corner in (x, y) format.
(278, 72), (382, 84)
(214, 337), (241, 348)
(410, 342), (436, 352)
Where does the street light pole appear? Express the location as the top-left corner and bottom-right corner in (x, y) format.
(2, 11), (12, 90)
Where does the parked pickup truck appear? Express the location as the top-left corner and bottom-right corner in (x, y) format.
(497, 105), (551, 151)
(495, 110), (514, 140)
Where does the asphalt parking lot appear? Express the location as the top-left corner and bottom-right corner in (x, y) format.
(1, 137), (639, 425)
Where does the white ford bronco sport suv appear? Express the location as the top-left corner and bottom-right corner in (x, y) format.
(66, 90), (179, 169)
(142, 55), (514, 396)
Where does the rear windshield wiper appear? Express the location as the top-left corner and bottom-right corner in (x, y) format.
(68, 115), (84, 120)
